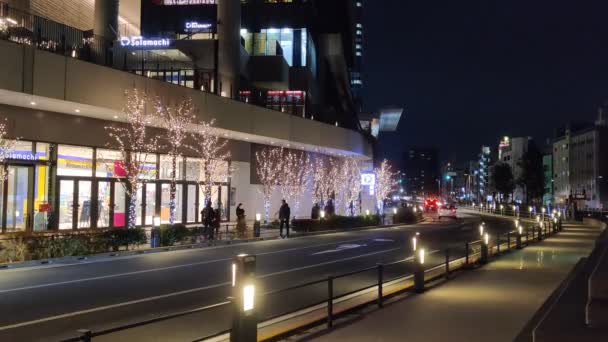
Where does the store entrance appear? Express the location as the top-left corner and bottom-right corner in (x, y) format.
(1, 165), (35, 232)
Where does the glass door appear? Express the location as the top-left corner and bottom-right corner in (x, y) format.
(58, 178), (94, 230)
(4, 166), (33, 232)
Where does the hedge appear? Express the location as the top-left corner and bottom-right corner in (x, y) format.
(0, 228), (148, 264)
(292, 215), (381, 232)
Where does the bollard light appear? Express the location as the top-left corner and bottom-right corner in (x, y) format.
(413, 206), (417, 213)
(243, 284), (255, 312)
(255, 213), (261, 222)
(479, 224), (484, 237)
(484, 233), (489, 245)
(536, 215), (540, 223)
(542, 207), (546, 213)
(419, 248), (425, 264)
(518, 225), (523, 235)
(529, 206), (533, 212)
(515, 219), (519, 227)
(393, 207), (398, 215)
(320, 210), (326, 219)
(412, 236), (417, 251)
(231, 254), (257, 342)
(366, 209), (370, 216)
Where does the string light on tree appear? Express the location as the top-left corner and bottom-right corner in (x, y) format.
(105, 89), (159, 229)
(255, 147), (284, 223)
(374, 159), (398, 215)
(189, 120), (231, 207)
(156, 97), (195, 224)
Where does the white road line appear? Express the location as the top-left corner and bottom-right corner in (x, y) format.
(0, 246), (405, 331)
(0, 237), (388, 293)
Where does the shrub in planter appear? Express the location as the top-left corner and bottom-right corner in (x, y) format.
(292, 215), (381, 232)
(155, 224), (191, 247)
(101, 228), (147, 251)
(0, 238), (29, 263)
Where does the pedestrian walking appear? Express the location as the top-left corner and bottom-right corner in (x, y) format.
(279, 199), (291, 238)
(311, 203), (320, 219)
(236, 203), (246, 238)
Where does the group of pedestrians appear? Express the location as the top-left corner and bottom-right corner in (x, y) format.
(201, 199), (294, 240)
(200, 201), (221, 240)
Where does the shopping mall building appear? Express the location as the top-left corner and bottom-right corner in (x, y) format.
(0, 0), (376, 233)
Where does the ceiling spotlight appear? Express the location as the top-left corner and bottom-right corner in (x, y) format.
(74, 109), (81, 113)
(30, 101), (36, 106)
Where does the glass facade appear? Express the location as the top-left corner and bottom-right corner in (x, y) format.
(242, 28), (309, 67)
(0, 141), (231, 233)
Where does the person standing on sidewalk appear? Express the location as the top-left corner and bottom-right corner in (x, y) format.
(201, 201), (214, 240)
(279, 199), (291, 238)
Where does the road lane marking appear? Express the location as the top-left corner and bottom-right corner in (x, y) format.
(0, 237), (391, 293)
(311, 243), (367, 255)
(0, 246), (406, 331)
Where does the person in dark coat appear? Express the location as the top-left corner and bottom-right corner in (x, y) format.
(311, 203), (320, 219)
(279, 199), (291, 238)
(236, 203), (246, 237)
(201, 201), (214, 240)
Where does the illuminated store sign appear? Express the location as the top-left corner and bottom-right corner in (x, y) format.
(119, 36), (171, 48)
(157, 0), (216, 5)
(185, 22), (213, 31)
(361, 173), (375, 195)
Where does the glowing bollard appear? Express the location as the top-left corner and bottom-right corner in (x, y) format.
(414, 248), (425, 293)
(231, 254), (257, 342)
(538, 222), (544, 241)
(480, 233), (489, 264)
(516, 225), (523, 249)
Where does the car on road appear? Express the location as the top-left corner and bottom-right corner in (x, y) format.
(424, 198), (439, 213)
(438, 204), (457, 219)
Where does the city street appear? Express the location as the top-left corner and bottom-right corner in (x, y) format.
(0, 213), (514, 341)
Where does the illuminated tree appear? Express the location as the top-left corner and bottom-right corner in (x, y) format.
(105, 89), (159, 229)
(255, 146), (284, 223)
(374, 159), (398, 215)
(312, 155), (332, 207)
(156, 97), (195, 224)
(0, 118), (17, 180)
(190, 120), (231, 206)
(341, 157), (361, 216)
(280, 150), (313, 217)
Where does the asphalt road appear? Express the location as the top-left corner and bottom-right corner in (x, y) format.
(0, 213), (517, 341)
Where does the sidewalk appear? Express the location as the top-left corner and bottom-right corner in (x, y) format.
(312, 221), (603, 342)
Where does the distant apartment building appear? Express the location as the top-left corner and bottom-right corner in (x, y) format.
(474, 146), (492, 202)
(552, 115), (608, 210)
(498, 136), (531, 203)
(403, 147), (439, 199)
(542, 151), (553, 206)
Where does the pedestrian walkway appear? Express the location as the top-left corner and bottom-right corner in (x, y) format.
(312, 221), (603, 342)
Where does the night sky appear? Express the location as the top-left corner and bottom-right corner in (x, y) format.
(364, 1), (608, 168)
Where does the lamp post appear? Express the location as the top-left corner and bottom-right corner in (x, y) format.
(515, 225), (522, 249)
(414, 248), (425, 293)
(231, 254), (257, 342)
(480, 233), (489, 264)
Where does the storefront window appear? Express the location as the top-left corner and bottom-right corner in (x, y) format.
(33, 164), (50, 231)
(137, 153), (158, 179)
(58, 145), (93, 177)
(187, 184), (197, 222)
(185, 158), (203, 181)
(5, 140), (34, 161)
(159, 154), (184, 180)
(98, 181), (111, 227)
(96, 149), (124, 178)
(35, 142), (51, 161)
(160, 183), (183, 224)
(144, 183), (156, 225)
(114, 182), (126, 227)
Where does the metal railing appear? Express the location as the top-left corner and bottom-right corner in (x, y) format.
(59, 209), (564, 342)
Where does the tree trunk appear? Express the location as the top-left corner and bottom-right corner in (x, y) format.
(169, 154), (177, 224)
